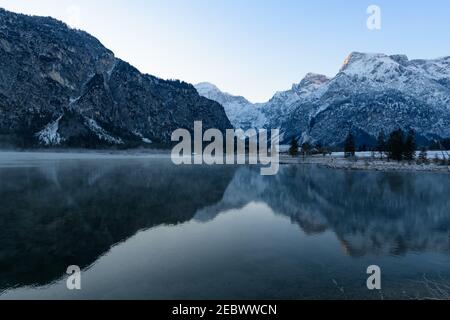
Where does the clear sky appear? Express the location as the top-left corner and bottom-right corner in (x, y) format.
(1, 0), (450, 102)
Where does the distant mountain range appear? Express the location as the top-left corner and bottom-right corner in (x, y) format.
(0, 8), (231, 148)
(196, 53), (450, 147)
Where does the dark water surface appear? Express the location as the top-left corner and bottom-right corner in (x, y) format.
(0, 153), (450, 299)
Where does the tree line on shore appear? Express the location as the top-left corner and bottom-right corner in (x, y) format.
(347, 129), (417, 161)
(289, 129), (450, 165)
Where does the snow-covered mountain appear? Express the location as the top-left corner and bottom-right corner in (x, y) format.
(195, 82), (266, 130)
(261, 73), (330, 138)
(197, 52), (450, 146)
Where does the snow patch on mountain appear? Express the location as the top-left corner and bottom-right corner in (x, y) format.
(133, 131), (152, 144)
(85, 118), (124, 145)
(36, 116), (64, 145)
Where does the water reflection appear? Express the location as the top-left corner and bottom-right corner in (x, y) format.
(0, 159), (235, 291)
(198, 166), (450, 257)
(0, 158), (449, 298)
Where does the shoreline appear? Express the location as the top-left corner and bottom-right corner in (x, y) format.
(280, 154), (450, 173)
(0, 150), (449, 173)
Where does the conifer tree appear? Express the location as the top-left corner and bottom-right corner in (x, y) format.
(301, 142), (312, 159)
(387, 129), (404, 161)
(376, 131), (386, 159)
(404, 129), (416, 162)
(288, 137), (299, 157)
(344, 132), (356, 158)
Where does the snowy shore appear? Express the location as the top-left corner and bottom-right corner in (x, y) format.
(280, 152), (450, 173)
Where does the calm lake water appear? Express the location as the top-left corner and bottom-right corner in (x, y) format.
(0, 152), (450, 300)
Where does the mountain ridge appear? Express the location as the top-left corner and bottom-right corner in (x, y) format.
(0, 8), (232, 148)
(2, 6), (450, 149)
(196, 51), (450, 146)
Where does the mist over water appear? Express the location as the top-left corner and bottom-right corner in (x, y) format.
(0, 153), (449, 299)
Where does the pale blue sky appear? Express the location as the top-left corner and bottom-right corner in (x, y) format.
(1, 0), (449, 102)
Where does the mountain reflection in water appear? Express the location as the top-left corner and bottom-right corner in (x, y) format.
(0, 156), (449, 299)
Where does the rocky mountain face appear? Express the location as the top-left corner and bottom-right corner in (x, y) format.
(0, 8), (231, 148)
(195, 73), (330, 132)
(197, 53), (450, 147)
(195, 82), (266, 130)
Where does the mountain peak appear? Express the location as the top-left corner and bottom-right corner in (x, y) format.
(195, 82), (220, 92)
(338, 52), (413, 81)
(340, 52), (386, 71)
(340, 52), (412, 73)
(292, 73), (330, 92)
(300, 72), (330, 85)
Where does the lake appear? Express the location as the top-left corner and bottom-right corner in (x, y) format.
(0, 152), (449, 300)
